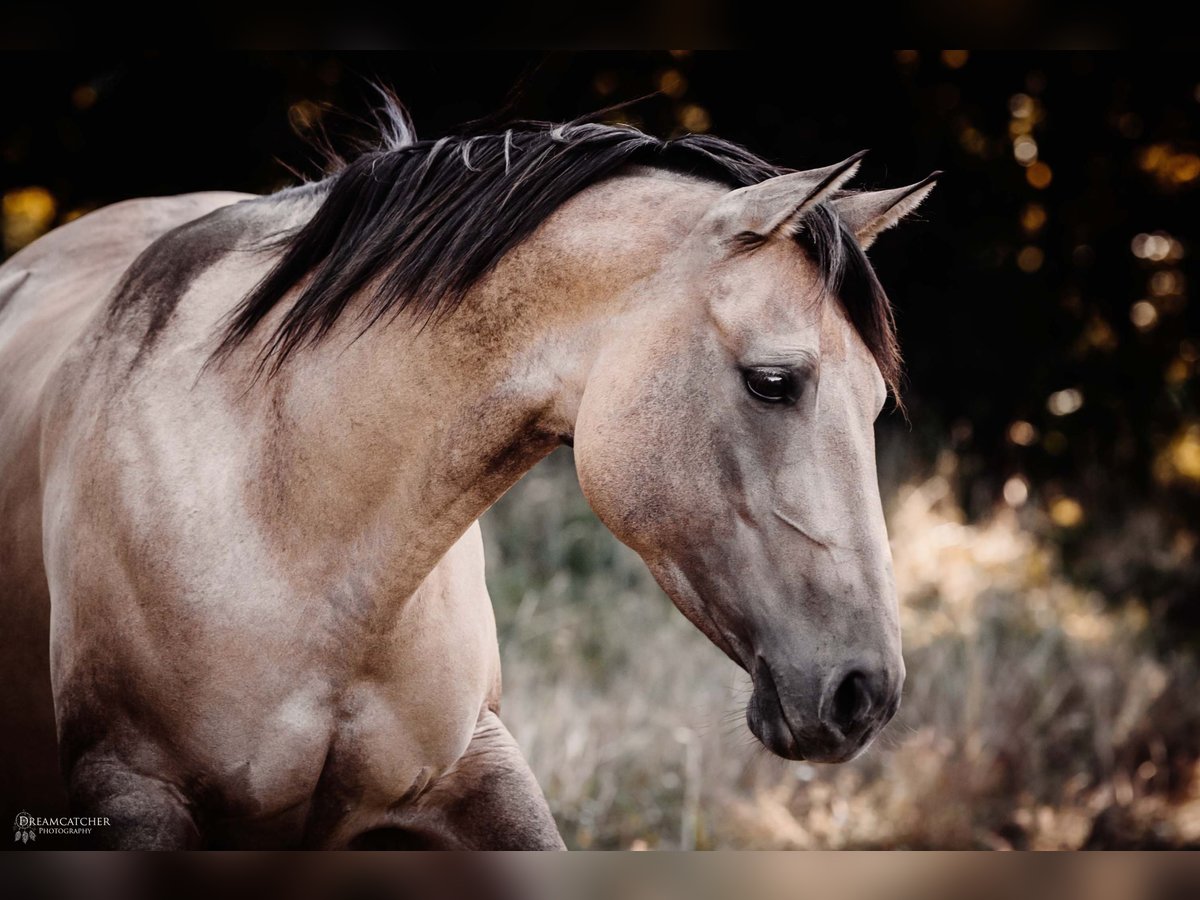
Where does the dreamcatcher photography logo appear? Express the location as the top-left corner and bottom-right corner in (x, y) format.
(13, 811), (110, 844)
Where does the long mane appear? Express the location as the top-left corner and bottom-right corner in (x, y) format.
(214, 95), (901, 396)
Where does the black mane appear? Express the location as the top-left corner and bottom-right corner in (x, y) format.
(215, 99), (901, 396)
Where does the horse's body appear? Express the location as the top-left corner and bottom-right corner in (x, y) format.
(0, 109), (934, 848)
(0, 191), (555, 847)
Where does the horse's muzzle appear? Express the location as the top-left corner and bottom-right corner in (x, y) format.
(746, 655), (902, 763)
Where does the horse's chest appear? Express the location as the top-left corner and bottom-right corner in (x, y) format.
(201, 676), (477, 846)
(192, 609), (494, 841)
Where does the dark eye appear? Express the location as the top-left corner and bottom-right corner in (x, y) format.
(743, 367), (798, 404)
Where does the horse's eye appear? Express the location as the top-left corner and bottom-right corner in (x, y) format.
(743, 367), (797, 404)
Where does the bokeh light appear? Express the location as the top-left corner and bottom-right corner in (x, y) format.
(1013, 135), (1038, 166)
(1049, 496), (1085, 528)
(1002, 475), (1029, 506)
(1016, 245), (1044, 272)
(1130, 300), (1159, 330)
(677, 104), (710, 133)
(2, 186), (56, 255)
(1025, 161), (1053, 189)
(1047, 388), (1084, 416)
(941, 50), (969, 69)
(1008, 420), (1039, 446)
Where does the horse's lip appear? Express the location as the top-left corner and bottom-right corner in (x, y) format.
(748, 656), (806, 760)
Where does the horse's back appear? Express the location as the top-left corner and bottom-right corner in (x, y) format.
(0, 192), (250, 821)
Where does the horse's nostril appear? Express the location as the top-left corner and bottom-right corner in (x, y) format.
(829, 670), (871, 734)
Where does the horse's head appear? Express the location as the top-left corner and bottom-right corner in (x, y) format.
(575, 157), (936, 762)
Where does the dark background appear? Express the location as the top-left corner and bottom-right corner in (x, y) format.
(3, 51), (1196, 633)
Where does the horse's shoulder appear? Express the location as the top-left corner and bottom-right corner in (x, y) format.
(22, 194), (259, 478)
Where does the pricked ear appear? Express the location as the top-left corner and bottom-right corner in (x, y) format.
(711, 151), (868, 243)
(832, 172), (940, 249)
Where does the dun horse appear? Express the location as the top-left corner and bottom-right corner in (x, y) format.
(0, 100), (935, 848)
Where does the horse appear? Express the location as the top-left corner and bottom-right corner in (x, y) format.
(0, 99), (936, 848)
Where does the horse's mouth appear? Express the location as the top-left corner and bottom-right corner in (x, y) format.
(746, 656), (886, 764)
(746, 656), (806, 760)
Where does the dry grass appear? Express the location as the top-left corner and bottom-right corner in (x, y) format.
(482, 450), (1200, 849)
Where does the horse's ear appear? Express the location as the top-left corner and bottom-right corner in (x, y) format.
(832, 172), (940, 250)
(713, 151), (868, 241)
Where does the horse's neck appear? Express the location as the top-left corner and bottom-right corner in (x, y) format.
(249, 172), (719, 598)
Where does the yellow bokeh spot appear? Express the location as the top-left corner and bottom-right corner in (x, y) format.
(1026, 162), (1053, 189)
(1173, 426), (1200, 479)
(941, 50), (969, 69)
(1137, 143), (1200, 188)
(657, 69), (687, 99)
(1083, 315), (1118, 353)
(1169, 153), (1200, 184)
(1166, 357), (1191, 385)
(3, 186), (57, 255)
(1009, 118), (1034, 138)
(1156, 424), (1200, 485)
(1017, 245), (1044, 273)
(1138, 144), (1166, 172)
(1008, 420), (1038, 446)
(1021, 203), (1047, 234)
(678, 104), (711, 134)
(1049, 497), (1084, 528)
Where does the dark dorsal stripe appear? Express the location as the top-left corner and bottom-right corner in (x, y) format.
(213, 99), (900, 398)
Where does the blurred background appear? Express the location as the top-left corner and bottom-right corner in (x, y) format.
(2, 52), (1197, 849)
